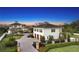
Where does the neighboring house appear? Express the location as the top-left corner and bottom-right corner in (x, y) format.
(33, 22), (63, 42)
(8, 22), (28, 34)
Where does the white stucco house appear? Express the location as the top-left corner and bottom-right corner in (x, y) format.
(33, 22), (63, 42)
(7, 22), (28, 34)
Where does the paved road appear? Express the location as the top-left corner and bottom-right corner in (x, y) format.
(17, 33), (38, 52)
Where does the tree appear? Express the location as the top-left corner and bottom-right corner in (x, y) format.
(67, 34), (70, 42)
(59, 32), (66, 40)
(0, 26), (8, 34)
(63, 24), (75, 34)
(40, 36), (45, 43)
(47, 36), (54, 44)
(71, 20), (79, 33)
(60, 32), (71, 42)
(28, 28), (33, 33)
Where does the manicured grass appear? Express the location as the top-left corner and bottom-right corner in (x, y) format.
(6, 34), (23, 40)
(13, 35), (22, 40)
(48, 45), (79, 52)
(0, 46), (17, 52)
(39, 42), (79, 52)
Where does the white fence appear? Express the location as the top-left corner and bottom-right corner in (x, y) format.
(73, 33), (79, 35)
(69, 33), (79, 42)
(0, 33), (7, 41)
(70, 37), (79, 42)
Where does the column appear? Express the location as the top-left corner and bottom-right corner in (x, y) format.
(36, 34), (37, 39)
(45, 36), (48, 40)
(17, 42), (21, 52)
(45, 36), (48, 44)
(52, 41), (55, 44)
(36, 42), (39, 49)
(33, 33), (35, 38)
(39, 35), (41, 42)
(65, 39), (68, 42)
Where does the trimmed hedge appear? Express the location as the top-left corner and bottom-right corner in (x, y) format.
(39, 42), (79, 52)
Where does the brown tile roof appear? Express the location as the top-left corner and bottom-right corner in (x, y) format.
(34, 22), (63, 28)
(10, 22), (22, 25)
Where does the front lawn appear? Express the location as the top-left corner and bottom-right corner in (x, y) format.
(39, 42), (79, 52)
(0, 46), (17, 52)
(48, 45), (79, 52)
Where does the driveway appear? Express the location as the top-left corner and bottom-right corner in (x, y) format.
(17, 33), (38, 52)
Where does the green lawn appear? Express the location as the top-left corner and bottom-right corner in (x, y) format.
(48, 45), (79, 52)
(13, 35), (22, 40)
(0, 46), (17, 52)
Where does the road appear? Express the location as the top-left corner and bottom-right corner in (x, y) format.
(17, 33), (38, 52)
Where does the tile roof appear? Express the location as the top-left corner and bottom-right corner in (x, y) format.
(34, 22), (63, 28)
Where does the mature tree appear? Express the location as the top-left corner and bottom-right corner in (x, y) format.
(0, 26), (8, 35)
(71, 20), (79, 33)
(63, 24), (75, 34)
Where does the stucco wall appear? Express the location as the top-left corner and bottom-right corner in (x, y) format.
(33, 27), (62, 40)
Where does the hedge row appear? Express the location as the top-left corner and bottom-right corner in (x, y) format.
(39, 42), (79, 52)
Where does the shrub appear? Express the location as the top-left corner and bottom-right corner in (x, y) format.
(0, 35), (17, 52)
(40, 36), (45, 43)
(32, 42), (45, 49)
(28, 34), (34, 38)
(39, 42), (79, 52)
(59, 32), (66, 41)
(6, 41), (17, 47)
(47, 36), (54, 44)
(5, 37), (16, 47)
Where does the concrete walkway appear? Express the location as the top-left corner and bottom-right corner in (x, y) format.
(17, 33), (38, 52)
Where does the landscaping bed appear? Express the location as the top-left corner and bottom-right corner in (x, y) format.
(0, 34), (23, 52)
(39, 42), (79, 52)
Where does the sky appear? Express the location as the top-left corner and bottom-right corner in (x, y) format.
(0, 7), (79, 24)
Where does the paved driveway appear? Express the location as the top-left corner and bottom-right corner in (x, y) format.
(17, 33), (38, 52)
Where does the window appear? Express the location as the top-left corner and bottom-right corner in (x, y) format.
(37, 29), (38, 32)
(40, 29), (42, 32)
(34, 29), (36, 31)
(51, 29), (55, 32)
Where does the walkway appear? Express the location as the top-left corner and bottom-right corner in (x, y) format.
(17, 33), (38, 52)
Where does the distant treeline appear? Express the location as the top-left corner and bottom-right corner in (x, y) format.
(64, 20), (79, 33)
(0, 26), (9, 35)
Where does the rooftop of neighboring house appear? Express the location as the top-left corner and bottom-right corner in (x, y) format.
(33, 22), (63, 28)
(9, 21), (29, 28)
(10, 21), (23, 26)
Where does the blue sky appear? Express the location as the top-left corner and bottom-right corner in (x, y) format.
(0, 7), (79, 23)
